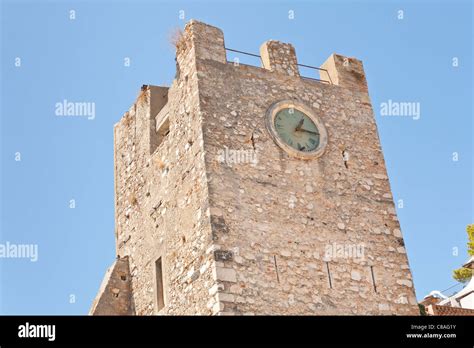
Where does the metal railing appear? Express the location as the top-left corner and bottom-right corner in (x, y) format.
(225, 48), (263, 66)
(297, 63), (333, 84)
(224, 47), (332, 84)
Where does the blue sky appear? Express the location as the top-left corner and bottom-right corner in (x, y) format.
(0, 0), (472, 314)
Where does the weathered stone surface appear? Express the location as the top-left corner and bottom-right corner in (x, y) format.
(214, 249), (233, 262)
(397, 279), (413, 288)
(214, 267), (237, 283)
(350, 271), (361, 281)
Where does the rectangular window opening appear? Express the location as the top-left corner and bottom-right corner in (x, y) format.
(151, 104), (170, 154)
(156, 116), (170, 147)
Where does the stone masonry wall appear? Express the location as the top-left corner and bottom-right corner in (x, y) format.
(111, 21), (221, 315)
(194, 24), (419, 315)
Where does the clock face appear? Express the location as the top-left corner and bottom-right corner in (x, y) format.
(266, 101), (328, 159)
(274, 108), (320, 152)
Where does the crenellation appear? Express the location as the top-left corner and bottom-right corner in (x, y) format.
(260, 40), (300, 77)
(320, 53), (369, 94)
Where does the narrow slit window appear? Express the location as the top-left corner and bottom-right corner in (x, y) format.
(273, 255), (280, 283)
(325, 262), (333, 289)
(370, 266), (377, 293)
(155, 257), (165, 311)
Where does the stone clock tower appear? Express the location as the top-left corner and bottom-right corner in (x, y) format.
(90, 20), (419, 315)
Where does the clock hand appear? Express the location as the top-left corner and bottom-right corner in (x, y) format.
(299, 128), (320, 135)
(295, 118), (304, 131)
